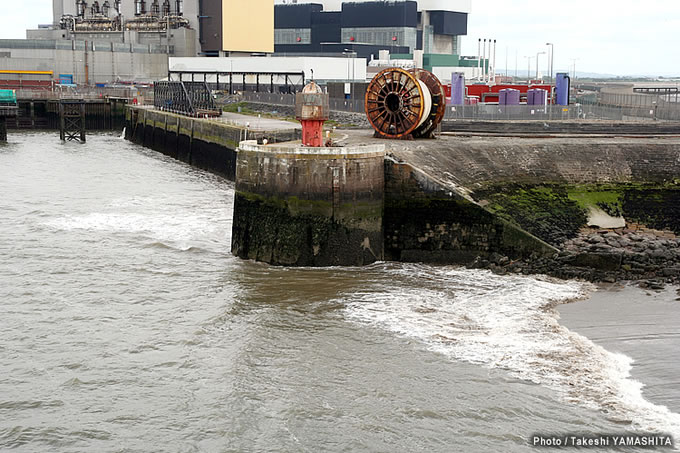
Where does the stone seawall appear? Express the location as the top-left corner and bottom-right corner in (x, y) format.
(386, 135), (680, 244)
(384, 158), (556, 263)
(232, 141), (386, 266)
(125, 106), (299, 180)
(123, 109), (680, 279)
(381, 132), (680, 284)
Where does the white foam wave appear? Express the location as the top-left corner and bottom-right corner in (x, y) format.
(343, 265), (680, 440)
(43, 212), (228, 249)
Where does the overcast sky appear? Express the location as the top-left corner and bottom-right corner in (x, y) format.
(0, 0), (678, 76)
(463, 0), (680, 77)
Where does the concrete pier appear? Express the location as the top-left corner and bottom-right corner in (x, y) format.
(232, 140), (386, 266)
(125, 106), (300, 179)
(124, 104), (680, 270)
(0, 105), (18, 141)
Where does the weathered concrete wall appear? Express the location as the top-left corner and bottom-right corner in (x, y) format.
(387, 135), (680, 245)
(441, 120), (680, 135)
(126, 107), (235, 178)
(125, 106), (300, 180)
(124, 114), (680, 269)
(0, 42), (169, 85)
(388, 135), (680, 189)
(384, 158), (557, 263)
(232, 141), (386, 266)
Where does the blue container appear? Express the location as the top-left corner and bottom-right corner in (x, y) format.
(450, 72), (465, 105)
(555, 73), (570, 105)
(499, 88), (520, 105)
(58, 74), (74, 85)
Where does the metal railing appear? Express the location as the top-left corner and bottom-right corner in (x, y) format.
(154, 81), (220, 117)
(239, 90), (680, 122)
(443, 104), (621, 121)
(241, 91), (367, 114)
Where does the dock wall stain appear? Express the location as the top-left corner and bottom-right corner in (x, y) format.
(231, 143), (385, 266)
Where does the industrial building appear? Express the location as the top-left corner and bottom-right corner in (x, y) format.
(44, 0), (274, 56)
(274, 0), (470, 62)
(0, 0), (277, 85)
(0, 0), (481, 87)
(41, 0), (199, 57)
(168, 55), (366, 87)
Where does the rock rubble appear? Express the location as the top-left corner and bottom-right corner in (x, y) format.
(470, 225), (680, 290)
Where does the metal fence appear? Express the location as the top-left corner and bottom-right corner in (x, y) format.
(596, 91), (680, 108)
(241, 90), (680, 122)
(13, 87), (154, 102)
(443, 104), (627, 121)
(241, 91), (367, 114)
(154, 81), (220, 117)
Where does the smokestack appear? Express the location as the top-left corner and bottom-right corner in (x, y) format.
(477, 38), (481, 82)
(482, 39), (487, 83)
(492, 39), (497, 85)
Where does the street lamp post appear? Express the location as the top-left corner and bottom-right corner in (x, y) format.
(524, 56), (534, 83)
(571, 58), (578, 81)
(545, 42), (554, 85)
(536, 51), (546, 81)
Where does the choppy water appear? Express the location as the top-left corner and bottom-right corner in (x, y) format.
(0, 132), (678, 452)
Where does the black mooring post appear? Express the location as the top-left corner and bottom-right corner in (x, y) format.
(80, 102), (86, 142)
(59, 102), (65, 141)
(0, 117), (7, 142)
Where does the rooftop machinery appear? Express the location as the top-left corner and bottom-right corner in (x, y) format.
(59, 0), (189, 32)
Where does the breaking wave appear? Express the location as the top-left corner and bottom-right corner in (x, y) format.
(342, 264), (680, 441)
(42, 196), (231, 252)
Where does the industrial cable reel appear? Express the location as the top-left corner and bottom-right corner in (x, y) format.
(365, 67), (446, 139)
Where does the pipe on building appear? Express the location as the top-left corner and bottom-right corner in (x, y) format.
(482, 39), (487, 84)
(477, 38), (481, 83)
(492, 39), (497, 85)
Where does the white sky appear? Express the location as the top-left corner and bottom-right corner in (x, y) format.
(464, 0), (679, 76)
(0, 0), (678, 76)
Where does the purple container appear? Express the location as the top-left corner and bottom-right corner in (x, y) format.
(450, 72), (465, 105)
(527, 88), (547, 105)
(556, 73), (570, 105)
(499, 88), (520, 105)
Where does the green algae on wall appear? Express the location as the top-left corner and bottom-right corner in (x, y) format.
(476, 185), (588, 246)
(475, 182), (680, 245)
(384, 162), (556, 262)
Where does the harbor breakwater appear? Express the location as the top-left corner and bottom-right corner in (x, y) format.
(387, 134), (680, 285)
(125, 105), (680, 284)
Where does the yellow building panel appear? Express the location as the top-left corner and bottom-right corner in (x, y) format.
(0, 70), (54, 75)
(222, 0), (274, 53)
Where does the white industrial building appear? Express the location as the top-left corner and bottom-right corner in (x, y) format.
(169, 56), (366, 84)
